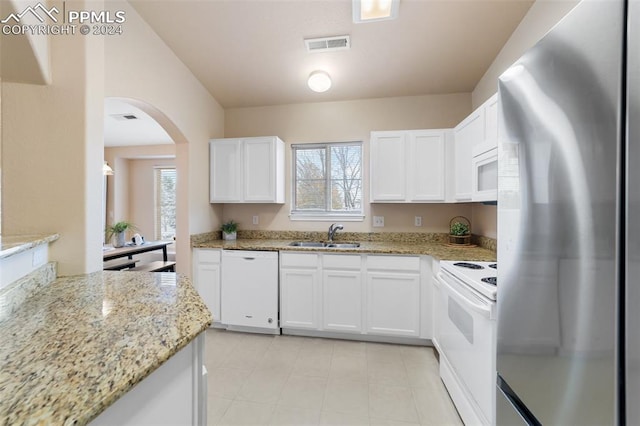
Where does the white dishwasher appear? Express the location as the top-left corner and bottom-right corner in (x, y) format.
(221, 250), (279, 333)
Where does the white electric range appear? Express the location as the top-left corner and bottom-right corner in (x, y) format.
(434, 260), (497, 426)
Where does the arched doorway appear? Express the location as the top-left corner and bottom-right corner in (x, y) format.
(103, 97), (189, 272)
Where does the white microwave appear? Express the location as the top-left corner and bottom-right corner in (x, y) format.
(472, 142), (497, 202)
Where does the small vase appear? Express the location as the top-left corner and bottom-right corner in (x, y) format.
(223, 231), (237, 241)
(114, 232), (126, 248)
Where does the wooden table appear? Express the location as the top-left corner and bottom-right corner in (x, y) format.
(103, 241), (171, 262)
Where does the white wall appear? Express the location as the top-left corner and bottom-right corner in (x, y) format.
(2, 0), (104, 275)
(105, 1), (225, 274)
(224, 94), (474, 234)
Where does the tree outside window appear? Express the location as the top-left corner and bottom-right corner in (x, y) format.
(292, 142), (362, 215)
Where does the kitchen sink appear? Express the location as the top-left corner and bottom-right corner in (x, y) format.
(288, 241), (361, 249)
(325, 243), (360, 248)
(288, 241), (326, 247)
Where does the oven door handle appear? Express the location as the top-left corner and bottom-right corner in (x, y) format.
(437, 273), (492, 318)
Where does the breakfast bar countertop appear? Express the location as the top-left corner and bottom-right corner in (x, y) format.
(0, 271), (212, 426)
(0, 233), (60, 260)
(192, 238), (497, 262)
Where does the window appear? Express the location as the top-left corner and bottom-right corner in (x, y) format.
(155, 167), (176, 240)
(292, 142), (362, 218)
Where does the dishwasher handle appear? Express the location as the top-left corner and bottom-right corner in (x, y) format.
(221, 250), (278, 260)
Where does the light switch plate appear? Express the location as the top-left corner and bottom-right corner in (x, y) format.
(414, 216), (422, 227)
(373, 216), (384, 227)
(252, 215), (259, 225)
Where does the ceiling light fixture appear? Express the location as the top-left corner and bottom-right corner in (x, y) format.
(103, 161), (114, 176)
(307, 71), (332, 93)
(353, 0), (399, 23)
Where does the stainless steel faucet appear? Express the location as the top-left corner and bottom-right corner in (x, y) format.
(328, 223), (344, 242)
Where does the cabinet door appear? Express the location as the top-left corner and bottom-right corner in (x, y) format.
(244, 137), (276, 202)
(370, 132), (406, 201)
(483, 93), (499, 148)
(454, 109), (484, 201)
(210, 139), (242, 202)
(280, 268), (320, 329)
(323, 270), (362, 332)
(366, 271), (420, 337)
(408, 130), (446, 201)
(196, 262), (221, 324)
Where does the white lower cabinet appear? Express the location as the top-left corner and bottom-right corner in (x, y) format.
(280, 268), (320, 329)
(366, 255), (421, 337)
(192, 249), (221, 325)
(366, 271), (420, 337)
(280, 252), (432, 341)
(323, 269), (362, 332)
(280, 253), (321, 329)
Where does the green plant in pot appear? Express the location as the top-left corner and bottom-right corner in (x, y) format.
(450, 221), (470, 237)
(221, 220), (238, 241)
(449, 217), (471, 246)
(106, 221), (137, 248)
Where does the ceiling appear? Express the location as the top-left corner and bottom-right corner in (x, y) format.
(104, 98), (174, 147)
(129, 0), (534, 109)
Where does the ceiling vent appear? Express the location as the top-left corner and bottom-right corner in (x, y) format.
(110, 113), (139, 121)
(305, 35), (351, 53)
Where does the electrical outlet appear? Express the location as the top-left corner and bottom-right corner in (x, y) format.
(373, 216), (385, 227)
(414, 216), (422, 227)
(252, 215), (259, 225)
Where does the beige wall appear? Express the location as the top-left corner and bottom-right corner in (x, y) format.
(0, 0), (51, 85)
(129, 158), (176, 240)
(1, 0), (104, 275)
(104, 145), (176, 243)
(105, 1), (225, 274)
(224, 94), (476, 234)
(472, 0), (579, 108)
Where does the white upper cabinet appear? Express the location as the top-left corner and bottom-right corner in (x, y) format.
(453, 93), (499, 202)
(408, 130), (447, 201)
(483, 93), (499, 149)
(210, 139), (243, 202)
(210, 136), (285, 203)
(371, 129), (451, 203)
(370, 131), (406, 201)
(454, 109), (483, 201)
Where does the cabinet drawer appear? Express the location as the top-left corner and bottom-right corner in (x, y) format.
(281, 252), (319, 268)
(198, 249), (221, 263)
(323, 254), (361, 270)
(367, 255), (420, 271)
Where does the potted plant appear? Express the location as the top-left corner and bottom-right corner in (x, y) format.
(449, 216), (471, 246)
(106, 221), (137, 248)
(220, 220), (238, 241)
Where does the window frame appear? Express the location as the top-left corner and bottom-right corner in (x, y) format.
(290, 141), (364, 221)
(154, 166), (177, 241)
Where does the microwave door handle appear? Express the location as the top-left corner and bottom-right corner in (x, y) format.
(437, 273), (492, 318)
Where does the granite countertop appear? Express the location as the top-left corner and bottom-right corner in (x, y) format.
(0, 271), (212, 425)
(193, 238), (496, 261)
(0, 233), (60, 260)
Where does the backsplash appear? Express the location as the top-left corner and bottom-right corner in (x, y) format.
(191, 230), (496, 251)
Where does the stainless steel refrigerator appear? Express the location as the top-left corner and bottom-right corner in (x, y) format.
(496, 0), (636, 423)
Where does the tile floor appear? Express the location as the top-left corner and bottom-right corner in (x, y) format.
(204, 329), (463, 426)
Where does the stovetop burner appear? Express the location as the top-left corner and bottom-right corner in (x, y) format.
(453, 262), (484, 270)
(481, 277), (497, 286)
(488, 264), (497, 269)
